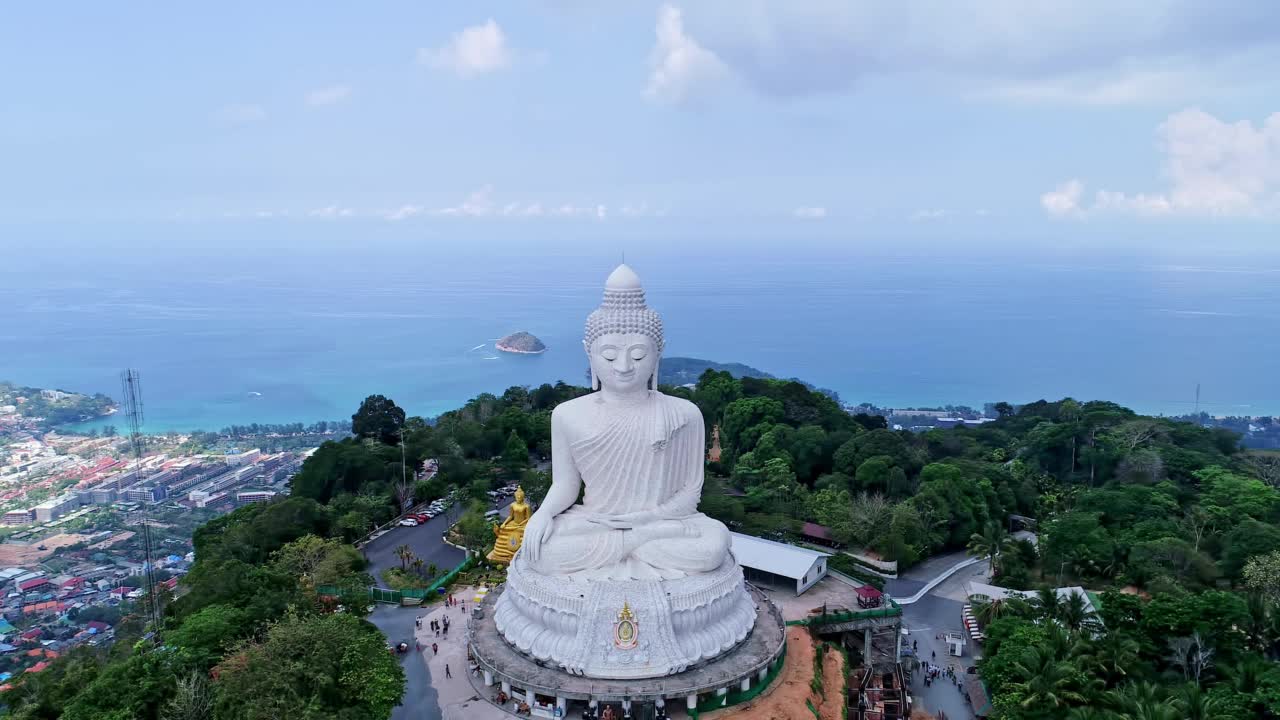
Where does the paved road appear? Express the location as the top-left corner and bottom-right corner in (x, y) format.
(900, 552), (991, 720)
(364, 499), (511, 719)
(367, 604), (444, 720)
(364, 503), (467, 588)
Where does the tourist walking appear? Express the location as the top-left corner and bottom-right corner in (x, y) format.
(445, 664), (452, 678)
(432, 642), (438, 655)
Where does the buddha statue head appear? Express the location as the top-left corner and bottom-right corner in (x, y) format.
(513, 486), (526, 505)
(584, 265), (664, 393)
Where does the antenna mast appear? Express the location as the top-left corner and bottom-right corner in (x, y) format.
(120, 369), (161, 640)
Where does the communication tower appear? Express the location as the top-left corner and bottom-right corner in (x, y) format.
(120, 369), (161, 639)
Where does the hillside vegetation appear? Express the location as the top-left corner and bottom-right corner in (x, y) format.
(7, 371), (1280, 719)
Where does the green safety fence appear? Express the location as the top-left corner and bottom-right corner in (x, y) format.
(316, 555), (479, 605)
(689, 650), (787, 718)
(785, 600), (902, 627)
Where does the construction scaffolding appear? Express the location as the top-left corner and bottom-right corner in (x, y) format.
(849, 664), (911, 720)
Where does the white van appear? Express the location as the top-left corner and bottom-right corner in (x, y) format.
(483, 510), (501, 522)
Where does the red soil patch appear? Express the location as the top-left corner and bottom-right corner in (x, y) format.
(703, 627), (846, 720)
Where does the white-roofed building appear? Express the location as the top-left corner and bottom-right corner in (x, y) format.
(730, 532), (830, 595)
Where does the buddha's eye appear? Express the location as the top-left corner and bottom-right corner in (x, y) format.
(601, 347), (618, 361)
(630, 347), (647, 361)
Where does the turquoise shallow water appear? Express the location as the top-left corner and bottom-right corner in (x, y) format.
(2, 228), (1278, 431)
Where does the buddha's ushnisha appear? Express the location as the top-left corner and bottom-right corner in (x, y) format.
(519, 264), (731, 581)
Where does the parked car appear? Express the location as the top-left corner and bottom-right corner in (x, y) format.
(398, 518), (418, 527)
(409, 513), (430, 524)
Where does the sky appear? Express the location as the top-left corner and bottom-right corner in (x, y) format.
(2, 1), (1280, 236)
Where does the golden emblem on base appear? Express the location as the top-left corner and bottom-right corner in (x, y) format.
(613, 600), (639, 650)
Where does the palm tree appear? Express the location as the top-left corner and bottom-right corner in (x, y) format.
(1221, 654), (1269, 696)
(972, 596), (1032, 628)
(1244, 592), (1280, 655)
(1066, 708), (1116, 720)
(968, 522), (1016, 576)
(1172, 683), (1223, 720)
(1106, 682), (1179, 720)
(1080, 632), (1141, 687)
(411, 557), (425, 578)
(1031, 587), (1063, 623)
(1060, 591), (1101, 634)
(1013, 647), (1088, 713)
(395, 544), (414, 571)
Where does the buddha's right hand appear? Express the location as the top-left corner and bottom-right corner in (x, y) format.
(522, 513), (553, 563)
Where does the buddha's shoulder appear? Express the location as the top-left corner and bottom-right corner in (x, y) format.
(653, 391), (701, 420)
(551, 394), (595, 423)
(551, 392), (700, 422)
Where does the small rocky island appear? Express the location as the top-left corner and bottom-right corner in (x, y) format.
(495, 331), (547, 355)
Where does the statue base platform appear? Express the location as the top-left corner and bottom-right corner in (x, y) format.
(470, 583), (786, 709)
(494, 557), (758, 679)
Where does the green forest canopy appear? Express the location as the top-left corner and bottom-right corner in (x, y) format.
(8, 371), (1280, 719)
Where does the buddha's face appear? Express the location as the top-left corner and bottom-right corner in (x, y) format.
(587, 333), (657, 393)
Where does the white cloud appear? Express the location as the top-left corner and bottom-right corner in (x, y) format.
(215, 103), (266, 126)
(306, 84), (352, 107)
(645, 4), (731, 105)
(418, 20), (513, 77)
(435, 185), (496, 216)
(675, 2), (1280, 103)
(793, 206), (826, 219)
(1041, 180), (1085, 218)
(309, 206), (355, 219)
(1043, 109), (1280, 219)
(385, 205), (424, 221)
(911, 209), (947, 221)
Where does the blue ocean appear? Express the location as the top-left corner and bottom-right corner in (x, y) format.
(3, 225), (1278, 431)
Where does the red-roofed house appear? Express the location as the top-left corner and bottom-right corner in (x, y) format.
(22, 600), (67, 616)
(26, 661), (49, 673)
(855, 585), (884, 609)
(19, 629), (42, 643)
(801, 522), (839, 547)
(18, 577), (50, 593)
(60, 577), (85, 590)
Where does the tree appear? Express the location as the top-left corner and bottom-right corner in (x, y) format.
(968, 522), (1016, 576)
(454, 504), (494, 557)
(499, 430), (529, 480)
(212, 613), (404, 720)
(395, 544), (414, 571)
(972, 596), (1031, 628)
(845, 493), (894, 548)
(1166, 632), (1214, 684)
(161, 673), (213, 720)
(351, 394), (406, 445)
(1244, 550), (1280, 604)
(1079, 631), (1141, 688)
(270, 534), (365, 587)
(167, 604), (252, 670)
(1009, 646), (1090, 714)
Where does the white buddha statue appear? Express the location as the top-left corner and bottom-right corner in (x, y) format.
(521, 264), (730, 581)
(495, 265), (757, 679)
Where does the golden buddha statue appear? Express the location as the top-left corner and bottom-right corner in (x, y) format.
(487, 486), (532, 565)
